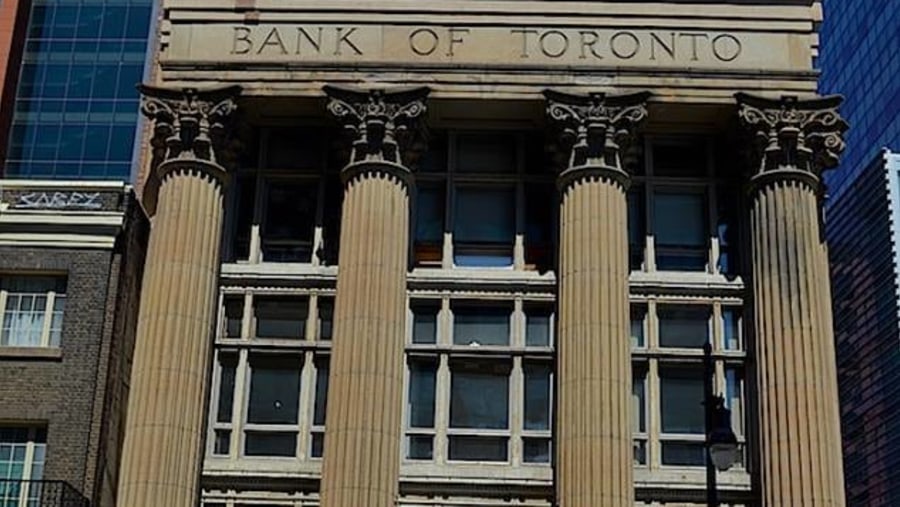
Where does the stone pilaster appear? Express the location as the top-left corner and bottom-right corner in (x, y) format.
(117, 85), (240, 507)
(736, 92), (848, 507)
(545, 90), (650, 507)
(320, 85), (429, 507)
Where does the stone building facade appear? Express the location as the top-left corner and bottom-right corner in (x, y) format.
(117, 1), (848, 506)
(0, 180), (148, 506)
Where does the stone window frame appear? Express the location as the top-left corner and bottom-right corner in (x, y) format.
(205, 289), (333, 472)
(629, 135), (734, 275)
(412, 130), (554, 271)
(224, 127), (342, 265)
(0, 274), (67, 349)
(401, 293), (555, 479)
(631, 297), (749, 476)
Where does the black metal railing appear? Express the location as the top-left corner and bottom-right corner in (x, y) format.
(0, 480), (89, 507)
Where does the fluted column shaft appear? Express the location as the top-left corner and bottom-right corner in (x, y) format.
(545, 90), (649, 507)
(118, 167), (224, 507)
(557, 173), (632, 507)
(117, 85), (239, 507)
(749, 176), (845, 506)
(320, 168), (409, 507)
(737, 92), (848, 507)
(319, 85), (428, 507)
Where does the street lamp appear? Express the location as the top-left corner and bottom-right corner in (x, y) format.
(703, 342), (738, 507)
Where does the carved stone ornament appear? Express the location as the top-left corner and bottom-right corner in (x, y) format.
(138, 84), (242, 177)
(544, 89), (651, 189)
(324, 85), (430, 181)
(735, 92), (848, 186)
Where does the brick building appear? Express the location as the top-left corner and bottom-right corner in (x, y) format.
(0, 180), (147, 506)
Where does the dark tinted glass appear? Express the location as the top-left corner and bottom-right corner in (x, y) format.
(247, 356), (301, 425)
(5, 1), (153, 180)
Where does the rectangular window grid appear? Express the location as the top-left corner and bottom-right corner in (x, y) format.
(0, 276), (66, 348)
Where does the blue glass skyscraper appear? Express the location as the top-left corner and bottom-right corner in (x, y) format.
(819, 1), (900, 505)
(819, 0), (900, 199)
(3, 0), (154, 180)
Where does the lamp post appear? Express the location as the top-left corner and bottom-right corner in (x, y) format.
(703, 342), (739, 507)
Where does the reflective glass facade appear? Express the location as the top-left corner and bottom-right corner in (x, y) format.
(818, 0), (900, 200)
(820, 1), (900, 505)
(3, 0), (153, 180)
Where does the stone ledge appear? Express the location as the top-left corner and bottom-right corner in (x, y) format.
(0, 346), (63, 360)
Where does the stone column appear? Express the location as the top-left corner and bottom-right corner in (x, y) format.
(736, 92), (848, 507)
(319, 86), (429, 507)
(545, 90), (650, 507)
(116, 85), (240, 507)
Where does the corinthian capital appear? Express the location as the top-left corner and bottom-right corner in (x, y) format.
(735, 92), (848, 184)
(139, 84), (241, 177)
(544, 90), (651, 189)
(324, 85), (430, 177)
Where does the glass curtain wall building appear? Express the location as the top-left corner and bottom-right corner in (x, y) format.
(819, 1), (900, 505)
(2, 0), (153, 180)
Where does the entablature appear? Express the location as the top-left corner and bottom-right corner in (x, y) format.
(156, 0), (823, 102)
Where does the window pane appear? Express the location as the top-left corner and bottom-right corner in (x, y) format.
(523, 438), (551, 463)
(318, 298), (333, 341)
(412, 303), (438, 344)
(224, 297), (243, 338)
(524, 362), (551, 431)
(408, 360), (437, 428)
(652, 142), (707, 177)
(262, 181), (317, 262)
(660, 365), (705, 434)
(726, 368), (745, 435)
(216, 354), (237, 423)
(658, 306), (709, 348)
(415, 185), (444, 244)
(313, 359), (329, 426)
(628, 186), (645, 270)
(525, 307), (552, 347)
(453, 306), (510, 346)
(247, 356), (301, 424)
(633, 370), (646, 433)
(254, 297), (307, 339)
(722, 308), (741, 350)
(634, 440), (647, 465)
(310, 432), (325, 458)
(266, 128), (322, 169)
(244, 432), (297, 457)
(525, 183), (553, 269)
(213, 430), (230, 456)
(456, 134), (516, 173)
(450, 364), (509, 429)
(662, 442), (706, 466)
(654, 192), (707, 247)
(631, 306), (645, 348)
(453, 187), (515, 244)
(230, 175), (255, 261)
(407, 435), (433, 460)
(448, 436), (508, 462)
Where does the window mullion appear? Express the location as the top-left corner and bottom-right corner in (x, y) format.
(709, 183), (720, 275)
(21, 437), (36, 506)
(41, 291), (55, 348)
(241, 293), (252, 340)
(434, 353), (451, 465)
(648, 359), (661, 471)
(0, 289), (7, 344)
(231, 349), (249, 458)
(514, 181), (525, 270)
(510, 355), (523, 466)
(297, 350), (315, 459)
